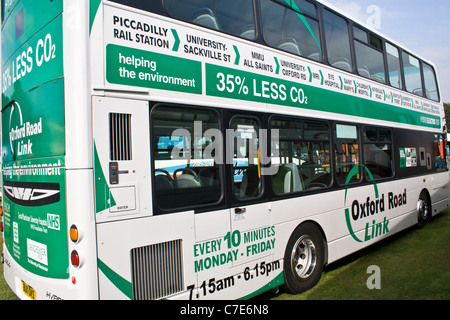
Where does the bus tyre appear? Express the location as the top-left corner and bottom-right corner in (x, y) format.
(284, 223), (325, 294)
(417, 192), (430, 228)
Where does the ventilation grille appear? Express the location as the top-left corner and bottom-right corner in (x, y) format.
(131, 240), (184, 300)
(110, 113), (132, 161)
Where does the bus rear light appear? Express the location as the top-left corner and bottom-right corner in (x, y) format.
(71, 250), (80, 268)
(0, 222), (3, 233)
(70, 225), (79, 243)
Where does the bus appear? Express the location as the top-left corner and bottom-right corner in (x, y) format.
(1, 0), (448, 300)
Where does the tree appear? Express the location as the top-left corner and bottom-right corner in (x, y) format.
(445, 103), (450, 133)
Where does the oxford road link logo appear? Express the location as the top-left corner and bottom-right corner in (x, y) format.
(8, 101), (42, 158)
(344, 165), (407, 243)
(3, 181), (60, 207)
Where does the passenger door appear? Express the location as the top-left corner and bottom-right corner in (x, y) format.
(226, 113), (274, 266)
(92, 97), (152, 222)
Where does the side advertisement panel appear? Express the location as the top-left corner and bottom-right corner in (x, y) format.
(2, 156), (68, 279)
(1, 0), (66, 280)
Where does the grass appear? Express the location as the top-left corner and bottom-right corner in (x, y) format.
(1, 209), (450, 300)
(262, 208), (450, 300)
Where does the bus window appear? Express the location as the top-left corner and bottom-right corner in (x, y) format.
(386, 42), (402, 89)
(261, 0), (322, 61)
(422, 63), (440, 102)
(353, 27), (385, 83)
(152, 106), (223, 211)
(334, 124), (361, 185)
(164, 0), (256, 40)
(271, 119), (331, 194)
(402, 52), (423, 96)
(363, 127), (394, 180)
(323, 9), (353, 72)
(434, 134), (446, 170)
(230, 117), (262, 199)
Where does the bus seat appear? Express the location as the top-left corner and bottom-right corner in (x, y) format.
(175, 173), (201, 189)
(239, 27), (256, 40)
(199, 167), (219, 187)
(331, 58), (352, 72)
(358, 66), (370, 79)
(273, 164), (304, 194)
(192, 8), (221, 31)
(283, 163), (303, 192)
(307, 52), (321, 61)
(154, 174), (174, 192)
(277, 38), (301, 56)
(273, 165), (292, 194)
(240, 166), (261, 198)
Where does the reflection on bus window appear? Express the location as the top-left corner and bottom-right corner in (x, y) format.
(164, 0), (256, 39)
(435, 134), (446, 171)
(152, 106), (223, 210)
(230, 117), (262, 199)
(363, 127), (393, 180)
(334, 124), (361, 185)
(261, 0), (322, 61)
(386, 43), (402, 89)
(423, 63), (439, 102)
(402, 52), (422, 96)
(353, 27), (385, 83)
(271, 119), (331, 194)
(323, 9), (353, 72)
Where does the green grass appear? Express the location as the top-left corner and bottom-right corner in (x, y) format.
(262, 208), (450, 300)
(2, 209), (450, 300)
(1, 234), (19, 300)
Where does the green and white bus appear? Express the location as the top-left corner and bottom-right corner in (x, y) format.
(1, 0), (448, 300)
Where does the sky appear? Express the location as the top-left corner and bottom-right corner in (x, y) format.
(1, 1), (449, 102)
(323, 0), (450, 103)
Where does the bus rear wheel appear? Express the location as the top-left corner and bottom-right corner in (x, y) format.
(284, 223), (325, 294)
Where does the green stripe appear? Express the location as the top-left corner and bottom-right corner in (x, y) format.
(205, 64), (441, 129)
(238, 271), (285, 300)
(284, 0), (322, 53)
(98, 258), (133, 299)
(90, 0), (102, 34)
(94, 142), (116, 213)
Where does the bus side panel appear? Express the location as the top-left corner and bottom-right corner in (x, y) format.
(96, 212), (196, 300)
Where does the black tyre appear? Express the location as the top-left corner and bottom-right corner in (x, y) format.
(284, 223), (326, 294)
(417, 191), (431, 228)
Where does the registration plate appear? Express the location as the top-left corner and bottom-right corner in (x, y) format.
(21, 280), (36, 300)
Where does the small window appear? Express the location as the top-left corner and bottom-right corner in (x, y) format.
(402, 52), (423, 96)
(323, 9), (352, 72)
(363, 127), (394, 180)
(152, 106), (223, 211)
(334, 124), (361, 185)
(422, 63), (439, 102)
(353, 26), (367, 43)
(353, 28), (385, 82)
(165, 0), (256, 40)
(15, 8), (24, 40)
(271, 119), (331, 194)
(386, 43), (402, 89)
(434, 134), (446, 171)
(231, 117), (262, 199)
(261, 0), (322, 61)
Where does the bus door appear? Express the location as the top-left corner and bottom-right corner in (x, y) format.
(92, 97), (152, 222)
(227, 114), (274, 266)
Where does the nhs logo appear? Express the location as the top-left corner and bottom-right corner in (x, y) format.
(47, 214), (60, 231)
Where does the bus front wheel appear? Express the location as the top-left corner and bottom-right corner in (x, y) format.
(283, 222), (325, 294)
(417, 191), (431, 228)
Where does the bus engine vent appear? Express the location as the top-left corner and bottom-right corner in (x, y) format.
(109, 113), (132, 161)
(131, 239), (184, 300)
